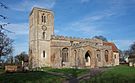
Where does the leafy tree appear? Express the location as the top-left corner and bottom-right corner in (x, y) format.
(93, 35), (108, 42)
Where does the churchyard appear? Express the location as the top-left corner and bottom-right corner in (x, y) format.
(0, 65), (135, 83)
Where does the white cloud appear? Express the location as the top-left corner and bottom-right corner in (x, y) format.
(57, 15), (105, 37)
(58, 8), (116, 37)
(113, 39), (134, 50)
(4, 23), (28, 39)
(10, 0), (56, 11)
(0, 23), (29, 55)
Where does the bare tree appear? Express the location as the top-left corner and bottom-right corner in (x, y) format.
(0, 2), (14, 60)
(0, 2), (10, 32)
(129, 42), (135, 56)
(0, 31), (13, 60)
(5, 55), (14, 64)
(15, 52), (28, 64)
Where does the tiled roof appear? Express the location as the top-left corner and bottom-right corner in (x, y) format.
(103, 42), (119, 52)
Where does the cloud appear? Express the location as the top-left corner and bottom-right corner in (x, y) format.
(113, 39), (134, 50)
(0, 22), (29, 55)
(56, 15), (105, 37)
(106, 0), (135, 16)
(57, 8), (116, 37)
(4, 23), (28, 39)
(10, 0), (56, 11)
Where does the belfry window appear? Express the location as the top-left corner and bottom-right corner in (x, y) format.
(41, 13), (46, 23)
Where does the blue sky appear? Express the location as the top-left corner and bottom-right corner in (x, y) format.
(1, 0), (135, 55)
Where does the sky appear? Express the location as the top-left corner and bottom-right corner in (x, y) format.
(0, 0), (135, 55)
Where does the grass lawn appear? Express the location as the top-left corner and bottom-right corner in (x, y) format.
(0, 68), (4, 74)
(81, 65), (135, 83)
(42, 68), (90, 77)
(0, 68), (89, 83)
(2, 65), (134, 83)
(0, 71), (65, 83)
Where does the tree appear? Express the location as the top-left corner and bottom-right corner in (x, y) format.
(129, 42), (135, 56)
(0, 31), (13, 60)
(0, 2), (13, 60)
(15, 52), (28, 64)
(5, 55), (14, 64)
(93, 35), (108, 42)
(0, 2), (10, 32)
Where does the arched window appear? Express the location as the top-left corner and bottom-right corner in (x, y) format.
(105, 50), (109, 62)
(42, 15), (44, 22)
(44, 16), (46, 23)
(41, 13), (46, 23)
(114, 54), (116, 59)
(97, 50), (101, 62)
(43, 32), (46, 39)
(85, 51), (90, 62)
(62, 48), (68, 62)
(43, 51), (45, 58)
(74, 50), (77, 63)
(74, 50), (77, 56)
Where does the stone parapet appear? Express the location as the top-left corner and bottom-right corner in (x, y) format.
(51, 35), (91, 41)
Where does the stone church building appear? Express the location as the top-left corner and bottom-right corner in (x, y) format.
(29, 7), (119, 68)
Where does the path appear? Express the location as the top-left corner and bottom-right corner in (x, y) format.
(44, 67), (108, 83)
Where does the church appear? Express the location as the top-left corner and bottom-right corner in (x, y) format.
(29, 7), (119, 68)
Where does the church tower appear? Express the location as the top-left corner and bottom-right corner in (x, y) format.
(29, 7), (54, 68)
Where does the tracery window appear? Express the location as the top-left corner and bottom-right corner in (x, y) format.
(42, 13), (46, 23)
(97, 50), (101, 62)
(62, 48), (68, 62)
(105, 50), (109, 62)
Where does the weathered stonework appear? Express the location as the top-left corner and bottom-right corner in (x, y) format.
(29, 7), (119, 68)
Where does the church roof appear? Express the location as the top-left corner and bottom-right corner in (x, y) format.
(103, 42), (119, 52)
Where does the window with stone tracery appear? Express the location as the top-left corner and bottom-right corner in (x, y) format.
(105, 50), (109, 62)
(62, 48), (68, 62)
(97, 50), (101, 62)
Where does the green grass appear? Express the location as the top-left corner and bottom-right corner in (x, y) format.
(3, 65), (135, 83)
(0, 68), (89, 83)
(0, 69), (4, 74)
(0, 71), (65, 83)
(81, 65), (135, 83)
(42, 68), (90, 77)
